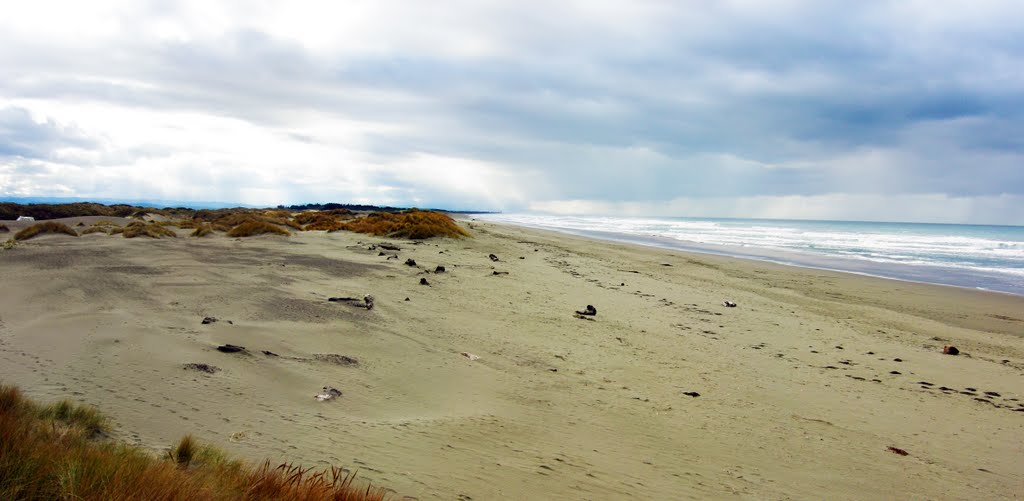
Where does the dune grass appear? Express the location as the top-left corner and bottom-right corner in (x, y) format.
(226, 221), (291, 237)
(337, 210), (470, 239)
(122, 221), (177, 239)
(0, 384), (392, 500)
(13, 222), (79, 241)
(190, 223), (215, 237)
(0, 223), (8, 233)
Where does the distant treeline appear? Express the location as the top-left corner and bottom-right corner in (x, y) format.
(1, 201), (496, 221)
(0, 202), (145, 220)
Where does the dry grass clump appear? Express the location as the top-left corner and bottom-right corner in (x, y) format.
(122, 221), (178, 239)
(338, 210), (470, 239)
(0, 384), (392, 500)
(190, 223), (215, 237)
(13, 222), (79, 241)
(226, 221), (291, 237)
(0, 223), (8, 233)
(80, 220), (122, 236)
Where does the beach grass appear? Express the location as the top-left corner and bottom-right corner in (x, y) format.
(122, 221), (178, 239)
(13, 222), (79, 241)
(0, 223), (8, 233)
(0, 384), (391, 500)
(226, 221), (292, 237)
(338, 210), (470, 239)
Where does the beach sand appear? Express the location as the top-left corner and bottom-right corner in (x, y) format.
(1, 217), (1022, 499)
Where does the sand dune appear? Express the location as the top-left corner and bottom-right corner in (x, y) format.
(1, 218), (1022, 499)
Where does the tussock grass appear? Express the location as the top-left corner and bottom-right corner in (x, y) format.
(13, 222), (79, 241)
(338, 210), (470, 239)
(226, 221), (291, 237)
(122, 221), (177, 239)
(190, 223), (215, 237)
(0, 223), (8, 233)
(0, 384), (392, 500)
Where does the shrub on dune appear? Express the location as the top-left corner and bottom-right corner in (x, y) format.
(13, 222), (79, 241)
(337, 210), (470, 239)
(226, 221), (291, 237)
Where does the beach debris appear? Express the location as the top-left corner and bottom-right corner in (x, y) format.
(201, 316), (218, 325)
(574, 314), (595, 321)
(661, 263), (672, 267)
(492, 271), (509, 276)
(405, 258), (417, 266)
(420, 278), (430, 286)
(386, 254), (399, 260)
(723, 301), (737, 308)
(405, 297), (411, 301)
(379, 244), (401, 251)
(315, 386), (343, 402)
(548, 368), (558, 372)
(378, 251), (387, 256)
(216, 344), (246, 354)
(887, 446), (909, 456)
(461, 352), (480, 361)
(682, 391), (701, 397)
(889, 371), (901, 375)
(943, 345), (960, 355)
(575, 305), (597, 316)
(985, 391), (1001, 397)
(489, 253), (500, 262)
(183, 363), (221, 374)
(328, 295), (374, 310)
(435, 265), (446, 273)
(893, 358), (903, 362)
(313, 354), (360, 366)
(262, 350), (279, 357)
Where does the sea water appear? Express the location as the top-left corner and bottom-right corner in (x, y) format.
(478, 214), (1024, 296)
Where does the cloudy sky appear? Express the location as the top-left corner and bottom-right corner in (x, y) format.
(1, 1), (1022, 223)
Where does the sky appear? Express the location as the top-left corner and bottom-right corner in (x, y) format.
(1, 1), (1023, 224)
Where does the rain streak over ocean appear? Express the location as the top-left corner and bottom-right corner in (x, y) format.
(478, 214), (1024, 296)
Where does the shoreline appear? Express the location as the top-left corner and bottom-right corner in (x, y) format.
(474, 216), (1024, 297)
(2, 216), (1023, 499)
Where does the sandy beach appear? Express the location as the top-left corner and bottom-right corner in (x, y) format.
(1, 216), (1022, 500)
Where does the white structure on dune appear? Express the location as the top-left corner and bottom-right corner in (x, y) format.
(16, 216), (35, 222)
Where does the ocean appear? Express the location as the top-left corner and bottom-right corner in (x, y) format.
(477, 214), (1024, 296)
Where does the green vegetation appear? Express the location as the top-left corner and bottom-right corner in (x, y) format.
(13, 222), (79, 241)
(0, 384), (391, 500)
(226, 221), (291, 237)
(338, 210), (470, 239)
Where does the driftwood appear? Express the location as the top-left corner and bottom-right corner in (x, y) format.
(489, 253), (500, 262)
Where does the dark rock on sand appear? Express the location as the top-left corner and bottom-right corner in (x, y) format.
(405, 258), (417, 266)
(183, 363), (221, 374)
(201, 316), (218, 325)
(489, 253), (499, 262)
(492, 271), (509, 276)
(262, 350), (279, 357)
(216, 344), (246, 354)
(682, 391), (701, 397)
(723, 301), (737, 308)
(435, 265), (446, 273)
(575, 305), (597, 316)
(420, 278), (430, 286)
(379, 244), (401, 251)
(943, 345), (960, 355)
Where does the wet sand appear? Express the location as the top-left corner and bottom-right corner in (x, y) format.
(1, 217), (1022, 499)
